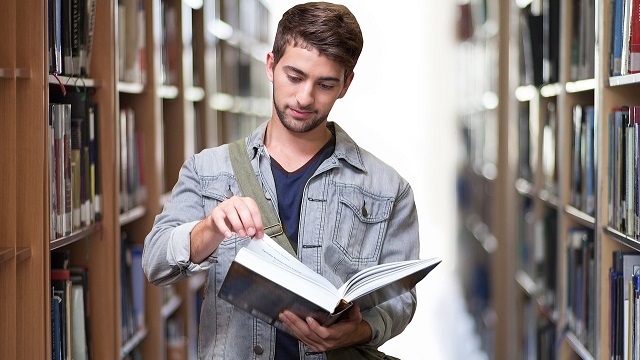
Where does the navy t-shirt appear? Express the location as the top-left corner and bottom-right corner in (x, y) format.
(272, 136), (335, 359)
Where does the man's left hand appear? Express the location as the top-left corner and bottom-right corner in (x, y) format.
(279, 303), (372, 352)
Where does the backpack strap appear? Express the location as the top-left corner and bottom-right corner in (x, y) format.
(228, 139), (297, 256)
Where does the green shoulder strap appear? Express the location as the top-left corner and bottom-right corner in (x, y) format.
(228, 139), (297, 256)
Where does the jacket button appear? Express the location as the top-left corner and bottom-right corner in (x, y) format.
(253, 345), (264, 355)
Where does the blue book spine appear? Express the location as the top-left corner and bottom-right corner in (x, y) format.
(612, 0), (624, 76)
(51, 294), (62, 360)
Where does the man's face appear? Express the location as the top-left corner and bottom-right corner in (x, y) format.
(266, 45), (353, 134)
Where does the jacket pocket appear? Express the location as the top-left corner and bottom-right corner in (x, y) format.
(200, 173), (239, 212)
(330, 184), (392, 263)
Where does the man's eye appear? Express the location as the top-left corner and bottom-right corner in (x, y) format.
(287, 75), (301, 83)
(319, 84), (335, 90)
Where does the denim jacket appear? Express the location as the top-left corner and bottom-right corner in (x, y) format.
(142, 121), (420, 360)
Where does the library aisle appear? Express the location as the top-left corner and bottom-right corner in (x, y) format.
(380, 268), (489, 360)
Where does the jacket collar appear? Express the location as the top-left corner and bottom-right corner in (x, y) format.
(246, 121), (367, 173)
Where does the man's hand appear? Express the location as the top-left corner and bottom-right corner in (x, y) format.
(279, 304), (372, 352)
(190, 196), (264, 263)
(209, 195), (264, 240)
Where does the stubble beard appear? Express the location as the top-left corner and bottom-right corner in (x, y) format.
(273, 96), (327, 134)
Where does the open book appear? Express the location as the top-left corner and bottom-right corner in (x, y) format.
(217, 235), (441, 330)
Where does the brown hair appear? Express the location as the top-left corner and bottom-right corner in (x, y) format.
(272, 2), (364, 79)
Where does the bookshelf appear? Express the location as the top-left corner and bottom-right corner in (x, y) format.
(459, 0), (640, 359)
(0, 0), (271, 358)
(455, 0), (516, 359)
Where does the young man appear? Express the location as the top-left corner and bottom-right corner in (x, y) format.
(143, 2), (420, 359)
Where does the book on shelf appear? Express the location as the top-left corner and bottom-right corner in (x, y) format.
(541, 101), (558, 193)
(118, 0), (146, 83)
(48, 0), (63, 74)
(607, 106), (640, 235)
(566, 228), (595, 351)
(50, 103), (72, 237)
(570, 104), (595, 216)
(51, 90), (100, 232)
(218, 235), (441, 331)
(611, 252), (640, 360)
(51, 288), (62, 360)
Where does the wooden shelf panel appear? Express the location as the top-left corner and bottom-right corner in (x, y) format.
(119, 206), (146, 227)
(48, 74), (99, 88)
(120, 326), (148, 359)
(50, 223), (101, 251)
(118, 81), (145, 94)
(515, 178), (535, 198)
(15, 247), (31, 263)
(0, 247), (14, 264)
(464, 214), (498, 254)
(564, 205), (595, 229)
(564, 331), (594, 360)
(608, 73), (640, 87)
(161, 295), (182, 320)
(604, 227), (640, 252)
(515, 270), (537, 297)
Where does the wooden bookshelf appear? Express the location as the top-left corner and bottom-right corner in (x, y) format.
(459, 0), (640, 358)
(0, 0), (271, 358)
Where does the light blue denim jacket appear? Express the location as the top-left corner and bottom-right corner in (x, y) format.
(143, 121), (420, 360)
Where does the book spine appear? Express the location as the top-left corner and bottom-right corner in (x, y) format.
(82, 0), (96, 76)
(63, 105), (72, 235)
(629, 0), (640, 73)
(613, 0), (625, 76)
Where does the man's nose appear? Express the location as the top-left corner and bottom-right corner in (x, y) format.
(296, 82), (315, 107)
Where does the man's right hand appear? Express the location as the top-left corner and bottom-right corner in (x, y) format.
(189, 196), (264, 263)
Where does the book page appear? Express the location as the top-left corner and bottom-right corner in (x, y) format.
(245, 236), (338, 296)
(338, 258), (442, 302)
(233, 246), (340, 312)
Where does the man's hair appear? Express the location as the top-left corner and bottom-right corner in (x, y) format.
(272, 2), (364, 78)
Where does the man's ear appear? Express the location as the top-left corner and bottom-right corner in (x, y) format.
(266, 52), (275, 82)
(338, 72), (355, 99)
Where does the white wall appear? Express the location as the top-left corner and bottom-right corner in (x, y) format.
(264, 1), (458, 264)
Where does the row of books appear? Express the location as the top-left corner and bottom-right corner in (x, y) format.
(521, 299), (556, 360)
(48, 90), (101, 239)
(570, 0), (596, 81)
(48, 0), (97, 77)
(541, 102), (559, 193)
(608, 106), (640, 236)
(50, 251), (92, 360)
(518, 0), (561, 87)
(518, 200), (558, 308)
(117, 0), (146, 84)
(160, 1), (178, 86)
(610, 252), (640, 360)
(609, 0), (640, 76)
(517, 100), (559, 195)
(565, 228), (596, 354)
(570, 104), (596, 216)
(120, 232), (145, 345)
(118, 107), (147, 214)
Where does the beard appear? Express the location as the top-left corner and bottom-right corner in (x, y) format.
(273, 96), (328, 134)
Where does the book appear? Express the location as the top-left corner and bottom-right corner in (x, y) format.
(48, 0), (63, 74)
(218, 235), (441, 331)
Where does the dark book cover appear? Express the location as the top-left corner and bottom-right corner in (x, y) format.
(218, 240), (441, 331)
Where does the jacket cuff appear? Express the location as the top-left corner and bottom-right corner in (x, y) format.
(361, 308), (390, 348)
(167, 220), (217, 274)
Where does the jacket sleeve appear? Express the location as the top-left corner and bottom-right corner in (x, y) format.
(142, 155), (217, 286)
(362, 182), (420, 348)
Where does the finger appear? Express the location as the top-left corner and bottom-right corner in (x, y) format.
(305, 316), (330, 339)
(242, 197), (264, 238)
(235, 197), (263, 238)
(219, 202), (247, 238)
(209, 209), (233, 239)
